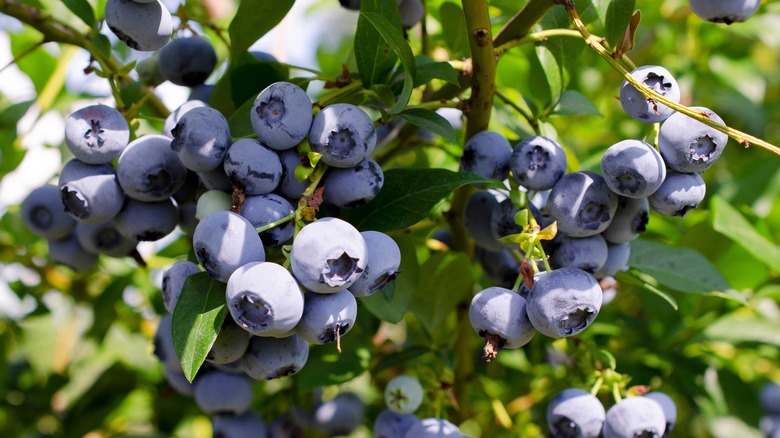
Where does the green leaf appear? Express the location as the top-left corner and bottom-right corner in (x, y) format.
(227, 96), (256, 138)
(361, 12), (416, 114)
(11, 32), (56, 94)
(294, 346), (371, 389)
(62, 0), (95, 27)
(398, 108), (456, 142)
(703, 313), (780, 347)
(552, 90), (602, 116)
(340, 169), (492, 231)
(372, 345), (433, 374)
(171, 273), (228, 382)
(414, 59), (459, 86)
(409, 251), (473, 334)
(360, 236), (419, 323)
(440, 2), (469, 58)
(535, 43), (563, 107)
(711, 195), (780, 272)
(355, 0), (402, 88)
(228, 0), (294, 61)
(604, 0), (636, 48)
(629, 239), (730, 294)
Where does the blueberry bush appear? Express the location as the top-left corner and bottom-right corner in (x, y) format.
(0, 0), (779, 436)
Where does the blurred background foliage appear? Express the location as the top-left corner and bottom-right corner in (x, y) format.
(0, 0), (778, 437)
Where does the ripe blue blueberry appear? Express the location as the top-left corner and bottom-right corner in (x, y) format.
(240, 194), (295, 247)
(601, 140), (666, 198)
(105, 0), (173, 51)
(48, 234), (99, 272)
(459, 130), (512, 181)
(75, 221), (137, 257)
(339, 0), (361, 11)
(241, 334), (309, 380)
(206, 320), (250, 365)
(644, 392), (677, 437)
(59, 159), (125, 224)
(469, 287), (536, 354)
(464, 189), (506, 251)
(602, 197), (649, 244)
(550, 234), (609, 275)
(249, 50), (277, 63)
(323, 158), (384, 208)
(158, 36), (217, 87)
(223, 138), (282, 195)
(602, 396), (667, 438)
(188, 84), (214, 103)
(21, 185), (76, 240)
(510, 136), (568, 191)
(114, 198), (179, 242)
(277, 148), (309, 200)
(385, 375), (424, 414)
(117, 134), (188, 202)
(658, 107), (728, 173)
(251, 82), (313, 151)
(594, 242), (631, 280)
(193, 371), (253, 416)
(163, 100), (207, 139)
(153, 314), (183, 373)
(193, 211), (266, 282)
(689, 0), (761, 24)
(162, 260), (201, 313)
(163, 367), (195, 397)
(290, 217), (368, 294)
(211, 411), (267, 438)
(648, 171), (706, 217)
(620, 65), (680, 124)
(761, 416), (780, 438)
(490, 198), (526, 249)
(546, 388), (606, 438)
(349, 231), (401, 297)
(475, 247), (520, 289)
(226, 261), (303, 337)
(171, 107), (232, 172)
(64, 104), (129, 164)
(761, 382), (780, 416)
(375, 410), (420, 438)
(295, 290), (357, 345)
(526, 267), (603, 338)
(309, 103), (377, 168)
(312, 392), (366, 436)
(547, 171), (618, 237)
(403, 417), (462, 437)
(398, 0), (425, 29)
(198, 167), (232, 193)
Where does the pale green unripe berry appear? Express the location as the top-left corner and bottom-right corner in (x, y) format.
(196, 190), (231, 220)
(384, 375), (424, 414)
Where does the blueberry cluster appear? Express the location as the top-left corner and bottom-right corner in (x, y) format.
(546, 388), (677, 438)
(760, 382), (780, 437)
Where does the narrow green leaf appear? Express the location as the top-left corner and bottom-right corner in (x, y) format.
(355, 0), (401, 88)
(361, 11), (416, 114)
(340, 169), (492, 231)
(294, 346), (371, 389)
(711, 195), (780, 272)
(629, 239), (730, 294)
(171, 273), (228, 382)
(228, 0), (294, 61)
(604, 0), (636, 47)
(618, 270), (679, 311)
(398, 108), (456, 142)
(704, 313), (780, 347)
(552, 90), (601, 116)
(410, 252), (473, 334)
(372, 345), (433, 374)
(440, 2), (469, 57)
(227, 97), (256, 138)
(62, 0), (95, 27)
(360, 236), (419, 323)
(535, 43), (563, 107)
(414, 59), (459, 86)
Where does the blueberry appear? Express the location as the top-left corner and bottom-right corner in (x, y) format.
(510, 136), (568, 191)
(249, 50), (278, 63)
(240, 194), (295, 247)
(75, 220), (137, 257)
(339, 0), (361, 11)
(295, 290), (357, 345)
(648, 171), (706, 217)
(251, 82), (313, 151)
(173, 170), (201, 205)
(162, 260), (201, 313)
(163, 367), (195, 397)
(114, 197), (179, 242)
(349, 231), (401, 297)
(308, 103), (377, 168)
(475, 247), (519, 289)
(459, 130), (512, 181)
(602, 197), (649, 244)
(550, 234), (609, 275)
(158, 36), (217, 87)
(526, 267), (603, 338)
(179, 202), (199, 234)
(290, 217), (367, 294)
(212, 411), (267, 438)
(761, 416), (780, 438)
(59, 159), (125, 224)
(226, 261), (303, 337)
(546, 388), (606, 438)
(398, 0), (425, 29)
(153, 314), (183, 373)
(48, 234), (99, 272)
(213, 359), (245, 375)
(594, 243), (631, 280)
(601, 140), (666, 198)
(490, 198), (524, 249)
(64, 104), (129, 164)
(620, 65), (680, 124)
(21, 185), (76, 240)
(188, 84), (214, 103)
(403, 417), (462, 437)
(136, 53), (165, 87)
(241, 334), (309, 380)
(117, 134), (188, 202)
(689, 0), (761, 24)
(375, 410), (420, 438)
(761, 382), (780, 416)
(658, 107), (729, 173)
(206, 320), (251, 365)
(464, 189), (506, 251)
(323, 158), (384, 208)
(171, 107), (232, 172)
(469, 287), (536, 353)
(277, 148), (309, 200)
(193, 371), (253, 416)
(105, 0), (173, 51)
(385, 375), (424, 414)
(163, 100), (208, 139)
(193, 211), (266, 282)
(644, 392), (677, 437)
(198, 167), (233, 193)
(547, 171), (618, 237)
(312, 392), (366, 436)
(223, 138), (282, 195)
(602, 396), (666, 438)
